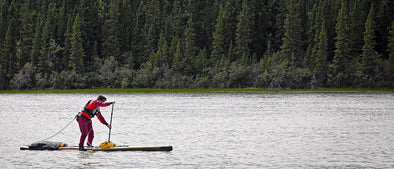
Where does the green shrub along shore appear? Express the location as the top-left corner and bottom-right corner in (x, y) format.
(1, 88), (393, 93)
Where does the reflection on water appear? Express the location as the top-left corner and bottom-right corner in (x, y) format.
(0, 92), (393, 168)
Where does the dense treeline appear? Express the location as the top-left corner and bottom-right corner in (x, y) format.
(0, 0), (393, 90)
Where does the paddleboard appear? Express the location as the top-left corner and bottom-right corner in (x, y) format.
(20, 145), (173, 151)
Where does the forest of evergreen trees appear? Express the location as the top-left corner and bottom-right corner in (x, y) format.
(0, 0), (393, 90)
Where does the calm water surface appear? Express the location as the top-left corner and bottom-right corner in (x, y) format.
(0, 92), (393, 168)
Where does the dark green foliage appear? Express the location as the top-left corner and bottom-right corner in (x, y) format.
(359, 4), (378, 86)
(280, 0), (304, 68)
(313, 18), (329, 88)
(3, 16), (17, 82)
(348, 0), (367, 58)
(389, 20), (394, 82)
(235, 0), (255, 63)
(331, 0), (352, 87)
(0, 0), (393, 90)
(69, 14), (85, 74)
(211, 6), (226, 65)
(183, 15), (198, 76)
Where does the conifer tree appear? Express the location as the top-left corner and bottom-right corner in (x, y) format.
(37, 19), (50, 75)
(150, 31), (168, 67)
(183, 15), (198, 75)
(331, 1), (351, 87)
(360, 4), (378, 81)
(69, 14), (85, 74)
(46, 3), (57, 40)
(223, 0), (242, 56)
(2, 17), (17, 82)
(235, 0), (255, 63)
(38, 3), (58, 75)
(252, 1), (269, 59)
(19, 0), (35, 69)
(375, 0), (394, 58)
(118, 0), (134, 63)
(272, 0), (288, 54)
(388, 20), (394, 82)
(0, 0), (5, 88)
(163, 2), (176, 64)
(280, 0), (304, 68)
(130, 1), (146, 68)
(63, 17), (72, 71)
(57, 0), (67, 46)
(168, 0), (187, 71)
(211, 6), (226, 65)
(143, 0), (162, 59)
(313, 19), (329, 87)
(162, 0), (174, 42)
(195, 0), (218, 52)
(79, 0), (101, 71)
(172, 40), (183, 73)
(349, 0), (366, 58)
(102, 0), (120, 59)
(0, 1), (8, 42)
(305, 1), (322, 71)
(325, 0), (341, 62)
(172, 0), (186, 39)
(30, 16), (42, 69)
(196, 47), (208, 73)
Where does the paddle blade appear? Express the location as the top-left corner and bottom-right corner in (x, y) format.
(99, 141), (115, 149)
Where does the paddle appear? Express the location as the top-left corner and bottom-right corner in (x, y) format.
(108, 103), (114, 142)
(100, 103), (115, 149)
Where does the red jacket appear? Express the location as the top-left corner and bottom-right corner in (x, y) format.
(81, 99), (111, 125)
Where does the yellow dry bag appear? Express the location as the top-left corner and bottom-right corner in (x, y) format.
(99, 141), (115, 149)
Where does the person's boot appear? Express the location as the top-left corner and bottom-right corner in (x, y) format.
(79, 146), (86, 151)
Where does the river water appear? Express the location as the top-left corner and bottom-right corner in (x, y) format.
(0, 92), (393, 168)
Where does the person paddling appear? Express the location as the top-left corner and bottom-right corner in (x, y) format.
(76, 95), (115, 151)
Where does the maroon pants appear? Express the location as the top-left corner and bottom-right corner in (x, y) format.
(78, 117), (94, 147)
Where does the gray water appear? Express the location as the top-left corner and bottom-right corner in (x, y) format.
(0, 92), (393, 168)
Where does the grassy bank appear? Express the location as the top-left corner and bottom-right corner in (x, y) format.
(0, 88), (393, 93)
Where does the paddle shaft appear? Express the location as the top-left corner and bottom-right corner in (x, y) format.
(108, 104), (114, 142)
